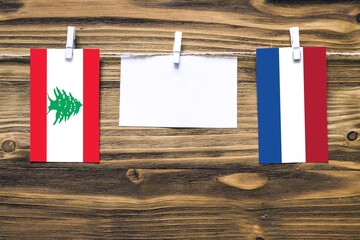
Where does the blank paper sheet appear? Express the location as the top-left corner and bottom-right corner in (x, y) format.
(119, 55), (237, 128)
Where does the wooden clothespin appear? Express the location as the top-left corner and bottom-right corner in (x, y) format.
(290, 27), (301, 60)
(65, 26), (76, 60)
(173, 31), (182, 64)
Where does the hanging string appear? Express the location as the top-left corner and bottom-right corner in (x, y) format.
(0, 51), (359, 58)
(102, 51), (257, 57)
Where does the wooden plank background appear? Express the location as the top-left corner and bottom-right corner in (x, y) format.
(0, 0), (359, 239)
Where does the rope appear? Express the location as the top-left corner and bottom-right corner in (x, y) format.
(0, 51), (359, 58)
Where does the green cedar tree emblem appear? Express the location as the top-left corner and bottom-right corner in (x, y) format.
(47, 87), (82, 125)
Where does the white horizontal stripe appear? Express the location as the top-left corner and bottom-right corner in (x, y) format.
(47, 49), (83, 162)
(279, 47), (306, 163)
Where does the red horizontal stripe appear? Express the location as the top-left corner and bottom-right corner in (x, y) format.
(30, 49), (47, 162)
(83, 49), (100, 163)
(304, 47), (328, 163)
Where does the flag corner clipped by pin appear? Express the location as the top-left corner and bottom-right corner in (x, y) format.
(256, 46), (328, 164)
(30, 48), (100, 163)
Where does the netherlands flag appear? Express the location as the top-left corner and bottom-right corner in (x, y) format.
(256, 47), (328, 164)
(30, 49), (100, 163)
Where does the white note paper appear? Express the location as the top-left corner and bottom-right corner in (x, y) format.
(119, 56), (237, 128)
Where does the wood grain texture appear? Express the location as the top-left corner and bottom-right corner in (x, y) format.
(0, 0), (359, 239)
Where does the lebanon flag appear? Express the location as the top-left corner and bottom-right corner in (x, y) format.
(30, 49), (100, 163)
(256, 47), (328, 164)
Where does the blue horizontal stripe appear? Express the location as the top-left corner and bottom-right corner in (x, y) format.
(256, 48), (282, 164)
